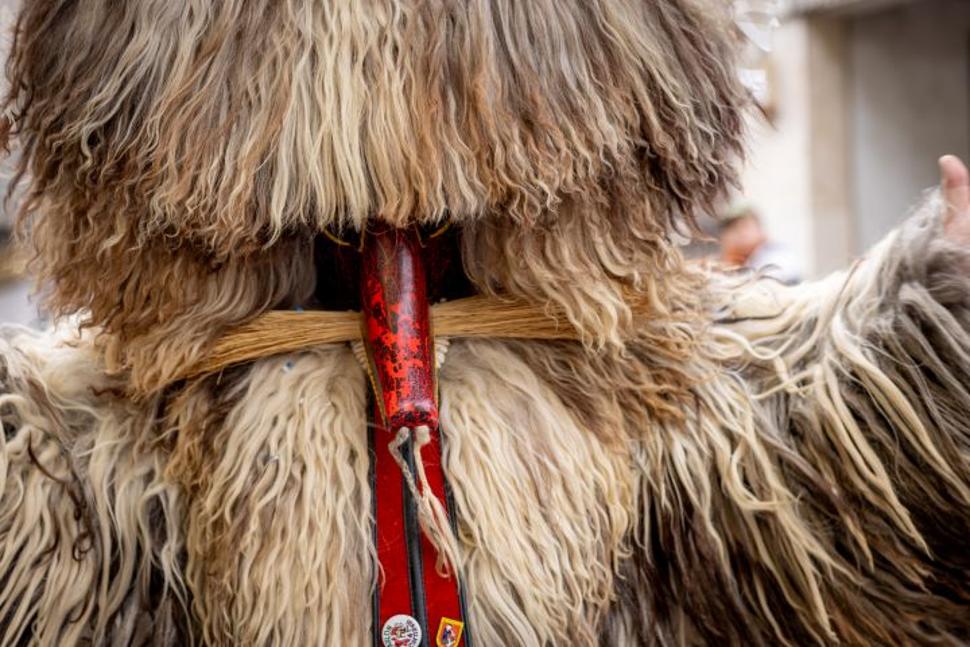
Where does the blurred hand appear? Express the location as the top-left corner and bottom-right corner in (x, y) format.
(940, 155), (970, 246)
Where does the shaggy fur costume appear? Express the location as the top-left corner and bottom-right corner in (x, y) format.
(1, 0), (969, 645)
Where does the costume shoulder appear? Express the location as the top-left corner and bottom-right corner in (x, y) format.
(702, 192), (970, 643)
(0, 325), (188, 645)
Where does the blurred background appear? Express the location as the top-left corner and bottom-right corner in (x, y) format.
(0, 0), (968, 323)
(0, 0), (32, 326)
(720, 0), (970, 282)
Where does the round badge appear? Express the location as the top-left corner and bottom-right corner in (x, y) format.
(382, 614), (422, 647)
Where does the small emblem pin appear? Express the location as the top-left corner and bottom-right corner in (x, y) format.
(382, 614), (422, 647)
(436, 617), (465, 646)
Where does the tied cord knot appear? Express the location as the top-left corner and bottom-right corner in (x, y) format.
(388, 425), (462, 576)
(352, 339), (461, 575)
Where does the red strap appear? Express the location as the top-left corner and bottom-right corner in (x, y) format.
(373, 400), (415, 629)
(361, 225), (465, 645)
(415, 426), (464, 638)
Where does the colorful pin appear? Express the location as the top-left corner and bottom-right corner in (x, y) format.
(381, 614), (422, 647)
(436, 617), (464, 646)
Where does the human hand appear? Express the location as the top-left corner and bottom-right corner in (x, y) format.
(940, 155), (970, 246)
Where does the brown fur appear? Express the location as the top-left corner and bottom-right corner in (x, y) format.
(2, 0), (969, 645)
(3, 0), (743, 391)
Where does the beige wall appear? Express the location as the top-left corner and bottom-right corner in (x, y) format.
(740, 0), (970, 277)
(849, 0), (970, 249)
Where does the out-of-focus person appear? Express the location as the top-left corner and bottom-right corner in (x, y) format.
(719, 203), (801, 284)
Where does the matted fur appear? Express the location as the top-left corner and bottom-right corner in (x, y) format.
(5, 0), (742, 238)
(710, 195), (970, 643)
(2, 0), (970, 644)
(2, 0), (743, 390)
(0, 326), (189, 644)
(169, 347), (374, 646)
(439, 340), (636, 644)
(2, 199), (970, 644)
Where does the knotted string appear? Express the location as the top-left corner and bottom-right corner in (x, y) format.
(354, 339), (461, 575)
(388, 425), (462, 576)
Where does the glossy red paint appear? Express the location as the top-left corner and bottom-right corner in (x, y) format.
(361, 225), (438, 431)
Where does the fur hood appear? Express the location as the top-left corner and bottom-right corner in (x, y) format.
(2, 0), (745, 392)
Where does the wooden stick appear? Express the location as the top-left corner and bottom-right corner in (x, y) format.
(181, 295), (581, 381)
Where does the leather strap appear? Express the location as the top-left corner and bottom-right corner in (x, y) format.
(360, 225), (467, 646)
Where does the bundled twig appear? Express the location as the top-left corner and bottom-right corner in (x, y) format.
(180, 295), (595, 382)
